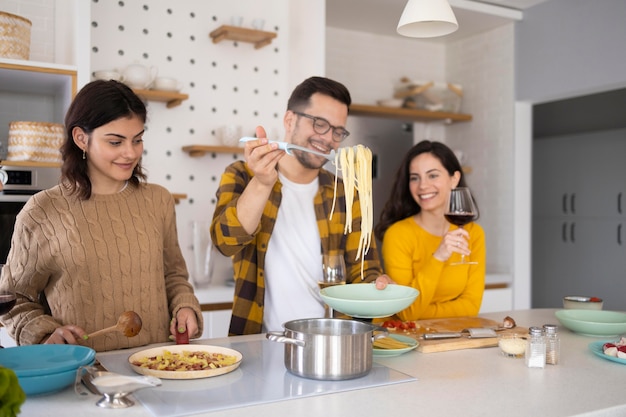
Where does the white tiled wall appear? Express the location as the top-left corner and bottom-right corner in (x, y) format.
(0, 0), (55, 63)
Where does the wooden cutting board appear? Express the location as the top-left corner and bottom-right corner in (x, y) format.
(386, 316), (528, 353)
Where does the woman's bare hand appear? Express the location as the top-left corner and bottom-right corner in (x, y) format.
(433, 228), (470, 262)
(44, 325), (87, 345)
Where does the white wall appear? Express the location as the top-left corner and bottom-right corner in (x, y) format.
(326, 25), (516, 278)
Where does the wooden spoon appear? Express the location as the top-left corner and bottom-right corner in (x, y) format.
(88, 311), (143, 338)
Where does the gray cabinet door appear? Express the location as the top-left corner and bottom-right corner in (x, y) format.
(532, 128), (626, 308)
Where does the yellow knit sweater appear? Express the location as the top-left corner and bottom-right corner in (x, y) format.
(0, 183), (202, 352)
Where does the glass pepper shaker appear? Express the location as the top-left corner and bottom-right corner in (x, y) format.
(525, 326), (546, 368)
(543, 324), (560, 365)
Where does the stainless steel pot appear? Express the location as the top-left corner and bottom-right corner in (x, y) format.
(266, 318), (387, 380)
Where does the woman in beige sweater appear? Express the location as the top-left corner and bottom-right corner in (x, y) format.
(0, 80), (202, 352)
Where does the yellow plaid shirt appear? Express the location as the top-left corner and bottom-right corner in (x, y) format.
(211, 161), (383, 335)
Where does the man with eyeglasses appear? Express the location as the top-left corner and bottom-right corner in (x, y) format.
(211, 76), (392, 335)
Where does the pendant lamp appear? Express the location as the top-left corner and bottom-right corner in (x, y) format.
(397, 0), (459, 38)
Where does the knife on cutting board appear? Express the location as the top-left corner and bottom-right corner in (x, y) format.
(423, 328), (497, 339)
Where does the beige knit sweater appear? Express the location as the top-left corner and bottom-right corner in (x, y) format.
(0, 182), (203, 352)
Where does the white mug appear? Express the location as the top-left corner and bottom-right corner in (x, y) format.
(152, 77), (182, 92)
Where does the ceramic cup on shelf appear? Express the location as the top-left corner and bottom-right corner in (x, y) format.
(93, 70), (122, 81)
(121, 63), (158, 90)
(151, 77), (182, 92)
(230, 16), (243, 26)
(219, 124), (242, 147)
(251, 18), (265, 30)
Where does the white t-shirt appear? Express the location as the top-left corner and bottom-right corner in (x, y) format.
(263, 172), (325, 332)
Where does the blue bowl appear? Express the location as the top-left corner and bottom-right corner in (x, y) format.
(0, 344), (96, 377)
(18, 365), (92, 396)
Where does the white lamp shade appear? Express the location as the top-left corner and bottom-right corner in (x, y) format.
(397, 0), (459, 38)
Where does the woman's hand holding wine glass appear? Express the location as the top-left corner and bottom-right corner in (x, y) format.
(444, 187), (478, 265)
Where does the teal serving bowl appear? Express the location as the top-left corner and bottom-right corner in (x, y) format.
(17, 367), (83, 396)
(320, 283), (419, 318)
(554, 309), (626, 337)
(0, 345), (96, 396)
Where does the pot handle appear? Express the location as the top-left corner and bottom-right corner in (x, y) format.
(266, 331), (306, 347)
(371, 325), (389, 342)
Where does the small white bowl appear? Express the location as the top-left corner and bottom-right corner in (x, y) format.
(497, 333), (527, 358)
(377, 99), (404, 108)
(563, 296), (603, 310)
(93, 70), (121, 81)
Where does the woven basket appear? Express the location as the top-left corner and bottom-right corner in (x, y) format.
(7, 121), (64, 163)
(0, 11), (32, 60)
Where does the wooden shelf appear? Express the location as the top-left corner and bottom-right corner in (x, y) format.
(0, 160), (61, 168)
(182, 145), (243, 157)
(171, 193), (187, 204)
(209, 25), (277, 49)
(133, 89), (189, 108)
(350, 103), (472, 123)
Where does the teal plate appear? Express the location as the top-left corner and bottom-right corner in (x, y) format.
(320, 284), (419, 318)
(373, 334), (418, 357)
(554, 309), (626, 337)
(589, 341), (626, 365)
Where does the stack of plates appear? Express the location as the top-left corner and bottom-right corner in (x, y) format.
(0, 345), (96, 395)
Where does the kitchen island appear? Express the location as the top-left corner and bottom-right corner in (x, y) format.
(19, 309), (626, 417)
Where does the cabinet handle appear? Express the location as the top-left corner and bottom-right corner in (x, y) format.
(618, 192), (622, 215)
(618, 224), (622, 246)
(570, 222), (575, 243)
(562, 194), (568, 214)
(570, 193), (576, 214)
(562, 222), (568, 242)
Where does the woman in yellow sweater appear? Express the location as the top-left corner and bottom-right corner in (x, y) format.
(374, 141), (485, 321)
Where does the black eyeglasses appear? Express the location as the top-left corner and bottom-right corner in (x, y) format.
(292, 111), (350, 142)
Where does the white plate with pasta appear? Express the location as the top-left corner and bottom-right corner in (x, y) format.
(128, 345), (242, 380)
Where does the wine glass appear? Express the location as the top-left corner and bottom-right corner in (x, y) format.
(319, 254), (347, 318)
(444, 187), (478, 265)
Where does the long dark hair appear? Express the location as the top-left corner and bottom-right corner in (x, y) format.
(374, 140), (473, 241)
(287, 76), (351, 112)
(61, 80), (147, 200)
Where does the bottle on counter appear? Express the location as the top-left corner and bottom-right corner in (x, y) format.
(543, 324), (560, 365)
(525, 326), (546, 368)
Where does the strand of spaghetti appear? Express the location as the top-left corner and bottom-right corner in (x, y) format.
(355, 145), (373, 262)
(341, 146), (355, 234)
(329, 151), (340, 220)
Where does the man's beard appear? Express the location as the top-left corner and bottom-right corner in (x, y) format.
(294, 150), (327, 170)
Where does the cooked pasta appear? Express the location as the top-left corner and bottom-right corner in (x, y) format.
(330, 145), (374, 280)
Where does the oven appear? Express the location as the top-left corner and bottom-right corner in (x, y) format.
(0, 164), (61, 263)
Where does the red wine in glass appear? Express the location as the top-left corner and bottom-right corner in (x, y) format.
(444, 213), (475, 227)
(444, 187), (478, 265)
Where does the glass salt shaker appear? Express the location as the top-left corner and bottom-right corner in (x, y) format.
(525, 326), (546, 368)
(543, 324), (560, 365)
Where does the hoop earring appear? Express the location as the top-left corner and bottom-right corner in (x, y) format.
(82, 149), (86, 160)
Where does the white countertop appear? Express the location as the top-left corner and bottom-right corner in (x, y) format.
(18, 309), (626, 417)
(194, 274), (512, 307)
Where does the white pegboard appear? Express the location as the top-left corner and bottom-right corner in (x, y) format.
(90, 0), (289, 282)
